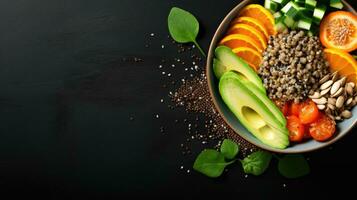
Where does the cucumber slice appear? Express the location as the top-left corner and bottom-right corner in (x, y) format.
(313, 5), (327, 24)
(305, 0), (317, 10)
(275, 21), (287, 32)
(274, 11), (284, 23)
(272, 0), (290, 6)
(283, 15), (297, 28)
(297, 18), (312, 30)
(265, 0), (280, 12)
(294, 0), (305, 6)
(330, 0), (343, 9)
(298, 7), (313, 18)
(281, 1), (300, 19)
(307, 25), (318, 36)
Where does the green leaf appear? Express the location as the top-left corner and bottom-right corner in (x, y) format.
(168, 7), (206, 56)
(240, 151), (272, 176)
(220, 139), (239, 160)
(193, 149), (234, 178)
(278, 154), (310, 178)
(353, 55), (357, 59)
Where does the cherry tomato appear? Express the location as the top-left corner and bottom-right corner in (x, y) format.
(286, 115), (305, 142)
(299, 100), (320, 124)
(309, 114), (336, 142)
(303, 126), (312, 139)
(289, 102), (301, 116)
(274, 100), (289, 116)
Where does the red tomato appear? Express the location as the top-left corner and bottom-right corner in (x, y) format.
(299, 100), (320, 124)
(274, 100), (289, 116)
(286, 115), (305, 142)
(309, 114), (336, 142)
(303, 127), (312, 139)
(289, 102), (301, 116)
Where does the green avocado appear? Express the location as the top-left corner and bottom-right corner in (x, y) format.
(219, 71), (289, 149)
(213, 58), (226, 79)
(214, 46), (266, 94)
(232, 73), (287, 127)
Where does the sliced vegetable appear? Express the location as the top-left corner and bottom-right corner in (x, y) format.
(298, 100), (319, 124)
(289, 102), (300, 116)
(294, 0), (305, 6)
(283, 15), (297, 28)
(287, 115), (305, 142)
(309, 114), (336, 141)
(330, 0), (343, 9)
(274, 11), (284, 22)
(305, 0), (317, 10)
(281, 1), (300, 19)
(265, 0), (280, 12)
(272, 0), (289, 6)
(275, 20), (288, 32)
(297, 17), (312, 30)
(312, 5), (327, 24)
(320, 11), (357, 52)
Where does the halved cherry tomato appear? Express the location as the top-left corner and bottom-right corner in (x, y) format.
(274, 100), (289, 116)
(303, 126), (312, 139)
(289, 102), (301, 116)
(286, 115), (305, 142)
(299, 100), (320, 124)
(309, 114), (336, 142)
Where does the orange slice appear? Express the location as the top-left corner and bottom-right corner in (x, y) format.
(220, 34), (263, 53)
(232, 47), (262, 69)
(227, 23), (267, 50)
(238, 4), (276, 36)
(324, 48), (357, 83)
(320, 11), (357, 52)
(231, 17), (269, 40)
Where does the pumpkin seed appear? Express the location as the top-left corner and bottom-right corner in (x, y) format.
(328, 103), (335, 110)
(317, 104), (326, 110)
(319, 74), (331, 84)
(346, 83), (354, 96)
(331, 87), (343, 97)
(341, 110), (352, 119)
(337, 77), (347, 86)
(320, 87), (331, 96)
(331, 71), (339, 82)
(336, 96), (345, 108)
(330, 81), (341, 95)
(345, 97), (353, 106)
(308, 91), (321, 99)
(312, 97), (327, 105)
(321, 80), (333, 90)
(328, 98), (336, 105)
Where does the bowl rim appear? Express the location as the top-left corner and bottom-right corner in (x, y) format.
(206, 0), (357, 153)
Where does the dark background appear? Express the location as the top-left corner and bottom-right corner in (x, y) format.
(0, 0), (356, 198)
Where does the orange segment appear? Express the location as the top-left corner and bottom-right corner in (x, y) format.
(231, 17), (269, 40)
(227, 23), (267, 50)
(238, 4), (276, 36)
(324, 48), (357, 83)
(220, 34), (263, 53)
(232, 47), (262, 70)
(320, 11), (357, 52)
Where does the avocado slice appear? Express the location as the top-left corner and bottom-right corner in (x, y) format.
(213, 58), (227, 79)
(214, 46), (266, 94)
(219, 71), (289, 149)
(232, 73), (287, 127)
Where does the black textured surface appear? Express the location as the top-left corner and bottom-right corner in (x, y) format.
(0, 0), (356, 198)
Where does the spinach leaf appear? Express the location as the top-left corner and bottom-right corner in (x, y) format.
(168, 7), (206, 56)
(220, 139), (239, 160)
(240, 151), (272, 176)
(278, 154), (310, 178)
(193, 149), (234, 178)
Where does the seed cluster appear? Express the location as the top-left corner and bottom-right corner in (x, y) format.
(258, 30), (330, 103)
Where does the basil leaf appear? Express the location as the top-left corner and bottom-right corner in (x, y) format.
(220, 139), (239, 160)
(240, 151), (272, 176)
(278, 154), (310, 178)
(168, 7), (206, 56)
(193, 149), (234, 178)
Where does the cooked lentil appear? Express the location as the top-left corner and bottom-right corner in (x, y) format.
(258, 30), (330, 103)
